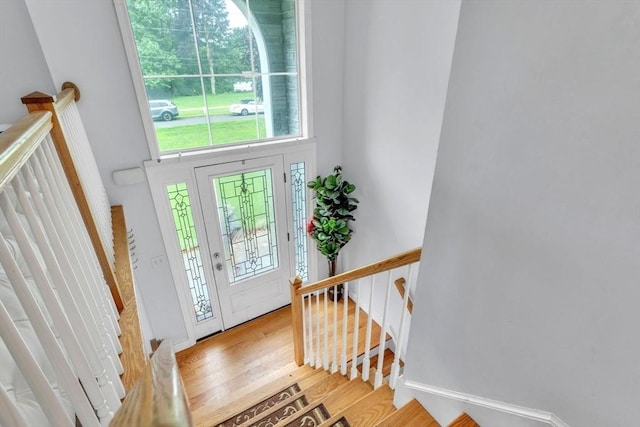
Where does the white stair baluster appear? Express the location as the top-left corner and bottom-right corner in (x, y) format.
(390, 267), (415, 389)
(0, 301), (73, 426)
(362, 275), (375, 382)
(323, 288), (329, 370)
(350, 279), (362, 380)
(306, 294), (315, 367)
(28, 154), (124, 385)
(374, 271), (393, 388)
(0, 382), (30, 427)
(20, 165), (124, 403)
(0, 213), (99, 427)
(340, 282), (348, 375)
(331, 285), (338, 373)
(10, 177), (116, 423)
(315, 291), (321, 368)
(37, 147), (122, 356)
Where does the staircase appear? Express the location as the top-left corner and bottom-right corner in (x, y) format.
(208, 349), (477, 427)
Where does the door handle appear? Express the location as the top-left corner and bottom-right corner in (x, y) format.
(216, 263), (223, 271)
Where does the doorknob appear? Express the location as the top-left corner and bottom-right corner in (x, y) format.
(216, 263), (223, 271)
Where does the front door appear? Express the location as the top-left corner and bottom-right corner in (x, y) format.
(195, 156), (292, 329)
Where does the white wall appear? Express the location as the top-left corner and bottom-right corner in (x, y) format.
(0, 0), (53, 125)
(340, 0), (461, 270)
(403, 1), (640, 426)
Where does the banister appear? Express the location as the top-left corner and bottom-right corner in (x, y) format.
(21, 83), (124, 312)
(295, 248), (421, 296)
(290, 277), (304, 366)
(0, 112), (52, 191)
(109, 339), (193, 427)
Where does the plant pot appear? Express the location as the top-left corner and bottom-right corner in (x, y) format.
(326, 259), (343, 301)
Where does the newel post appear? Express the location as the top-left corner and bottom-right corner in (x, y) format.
(290, 277), (304, 366)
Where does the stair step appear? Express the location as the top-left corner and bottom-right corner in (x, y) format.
(235, 373), (348, 427)
(377, 398), (440, 427)
(210, 366), (326, 426)
(270, 379), (373, 427)
(318, 384), (395, 427)
(448, 412), (480, 427)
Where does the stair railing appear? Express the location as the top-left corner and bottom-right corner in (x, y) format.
(290, 248), (421, 389)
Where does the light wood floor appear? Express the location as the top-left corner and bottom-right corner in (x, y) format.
(177, 296), (384, 426)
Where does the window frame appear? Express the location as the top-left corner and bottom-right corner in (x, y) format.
(113, 0), (313, 160)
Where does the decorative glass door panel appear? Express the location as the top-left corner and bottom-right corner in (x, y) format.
(214, 170), (279, 284)
(196, 156), (291, 329)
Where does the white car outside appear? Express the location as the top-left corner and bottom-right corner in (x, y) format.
(229, 99), (264, 116)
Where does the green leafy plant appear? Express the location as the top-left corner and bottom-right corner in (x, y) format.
(307, 166), (359, 263)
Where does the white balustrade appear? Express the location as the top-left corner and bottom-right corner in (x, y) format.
(294, 249), (421, 390)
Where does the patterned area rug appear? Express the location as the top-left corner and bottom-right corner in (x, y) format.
(252, 396), (309, 427)
(217, 383), (302, 427)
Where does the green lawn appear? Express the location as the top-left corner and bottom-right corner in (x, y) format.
(157, 118), (266, 152)
(171, 93), (256, 118)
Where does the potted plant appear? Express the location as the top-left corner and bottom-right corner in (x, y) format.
(307, 166), (359, 300)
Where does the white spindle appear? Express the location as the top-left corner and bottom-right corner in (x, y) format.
(374, 272), (393, 388)
(42, 140), (121, 333)
(37, 146), (122, 355)
(20, 164), (124, 405)
(390, 267), (415, 389)
(315, 291), (321, 368)
(323, 288), (329, 370)
(28, 154), (124, 387)
(350, 279), (362, 380)
(57, 102), (114, 267)
(10, 177), (116, 423)
(331, 285), (338, 373)
(0, 382), (30, 427)
(302, 293), (309, 365)
(362, 275), (375, 382)
(0, 194), (101, 426)
(0, 301), (74, 426)
(306, 294), (314, 367)
(340, 282), (348, 375)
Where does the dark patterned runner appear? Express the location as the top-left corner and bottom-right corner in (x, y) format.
(217, 383), (302, 427)
(252, 396), (309, 427)
(284, 404), (331, 427)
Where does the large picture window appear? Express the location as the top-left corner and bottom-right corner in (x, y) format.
(123, 0), (301, 153)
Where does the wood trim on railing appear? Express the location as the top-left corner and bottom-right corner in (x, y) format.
(394, 278), (414, 314)
(21, 84), (124, 312)
(109, 339), (193, 427)
(0, 112), (52, 190)
(290, 277), (304, 366)
(295, 248), (421, 296)
(113, 205), (148, 392)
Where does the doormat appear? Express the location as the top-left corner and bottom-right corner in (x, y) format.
(217, 383), (302, 427)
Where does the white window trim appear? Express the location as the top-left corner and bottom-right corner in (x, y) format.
(112, 0), (314, 161)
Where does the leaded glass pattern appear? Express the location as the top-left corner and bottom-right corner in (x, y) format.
(290, 162), (308, 281)
(167, 183), (213, 322)
(214, 169), (279, 283)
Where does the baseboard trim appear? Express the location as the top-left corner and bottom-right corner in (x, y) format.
(403, 379), (570, 427)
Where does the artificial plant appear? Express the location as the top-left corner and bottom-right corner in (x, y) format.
(307, 166), (359, 298)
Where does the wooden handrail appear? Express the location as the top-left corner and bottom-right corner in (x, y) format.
(21, 84), (124, 312)
(294, 248), (421, 296)
(109, 339), (193, 427)
(0, 112), (52, 190)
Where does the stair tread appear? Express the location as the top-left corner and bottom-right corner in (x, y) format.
(269, 378), (373, 427)
(236, 373), (349, 427)
(319, 384), (395, 427)
(209, 365), (326, 426)
(377, 399), (440, 427)
(448, 412), (480, 427)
